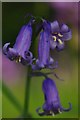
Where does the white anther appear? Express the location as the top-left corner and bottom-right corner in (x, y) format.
(52, 36), (57, 41)
(58, 33), (63, 37)
(50, 111), (55, 116)
(58, 39), (63, 44)
(58, 108), (62, 114)
(15, 56), (21, 63)
(18, 56), (21, 62)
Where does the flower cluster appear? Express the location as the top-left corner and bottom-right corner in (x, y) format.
(3, 17), (72, 70)
(3, 15), (72, 116)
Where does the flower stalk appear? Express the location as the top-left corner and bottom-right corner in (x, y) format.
(22, 67), (32, 118)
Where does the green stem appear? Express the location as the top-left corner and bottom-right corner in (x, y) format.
(22, 67), (31, 117)
(2, 81), (22, 112)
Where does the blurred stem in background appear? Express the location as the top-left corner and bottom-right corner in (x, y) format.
(22, 67), (32, 118)
(2, 67), (32, 118)
(2, 81), (22, 113)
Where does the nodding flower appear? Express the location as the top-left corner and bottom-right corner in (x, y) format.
(3, 18), (35, 65)
(50, 20), (72, 51)
(36, 78), (72, 116)
(32, 20), (58, 70)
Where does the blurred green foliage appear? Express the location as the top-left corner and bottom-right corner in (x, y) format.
(2, 2), (78, 118)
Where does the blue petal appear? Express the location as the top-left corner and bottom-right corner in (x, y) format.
(13, 24), (32, 57)
(42, 78), (59, 105)
(13, 25), (26, 49)
(57, 41), (65, 51)
(3, 43), (18, 60)
(47, 61), (58, 69)
(61, 102), (72, 112)
(46, 57), (58, 69)
(31, 64), (41, 70)
(21, 51), (33, 65)
(36, 107), (46, 116)
(61, 24), (69, 32)
(61, 30), (72, 41)
(42, 103), (52, 112)
(42, 78), (62, 115)
(7, 48), (18, 60)
(42, 78), (58, 98)
(43, 20), (51, 32)
(24, 51), (33, 60)
(50, 37), (57, 50)
(48, 57), (54, 64)
(3, 43), (10, 55)
(38, 31), (50, 67)
(51, 21), (60, 33)
(36, 59), (45, 68)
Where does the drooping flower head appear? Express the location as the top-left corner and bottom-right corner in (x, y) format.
(32, 20), (58, 70)
(50, 20), (72, 51)
(3, 18), (35, 65)
(36, 78), (72, 116)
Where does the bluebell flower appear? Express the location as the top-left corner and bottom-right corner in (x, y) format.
(32, 20), (58, 70)
(50, 20), (72, 51)
(3, 18), (35, 65)
(36, 78), (72, 116)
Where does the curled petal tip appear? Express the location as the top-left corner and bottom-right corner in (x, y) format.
(21, 51), (34, 65)
(36, 107), (45, 116)
(3, 43), (10, 55)
(62, 102), (72, 112)
(25, 51), (33, 59)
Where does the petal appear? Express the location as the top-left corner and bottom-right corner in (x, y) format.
(46, 57), (55, 69)
(62, 102), (72, 112)
(57, 41), (65, 51)
(31, 64), (41, 70)
(61, 30), (72, 41)
(14, 23), (32, 56)
(61, 24), (69, 32)
(42, 78), (63, 115)
(28, 17), (35, 25)
(21, 58), (28, 65)
(3, 43), (10, 55)
(42, 103), (51, 112)
(43, 20), (51, 32)
(51, 21), (60, 33)
(38, 31), (50, 66)
(42, 78), (59, 103)
(21, 51), (33, 65)
(31, 58), (42, 70)
(50, 38), (57, 50)
(13, 25), (26, 49)
(3, 43), (18, 61)
(7, 48), (18, 60)
(47, 61), (58, 69)
(24, 51), (33, 59)
(36, 107), (46, 116)
(49, 57), (54, 65)
(36, 59), (45, 68)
